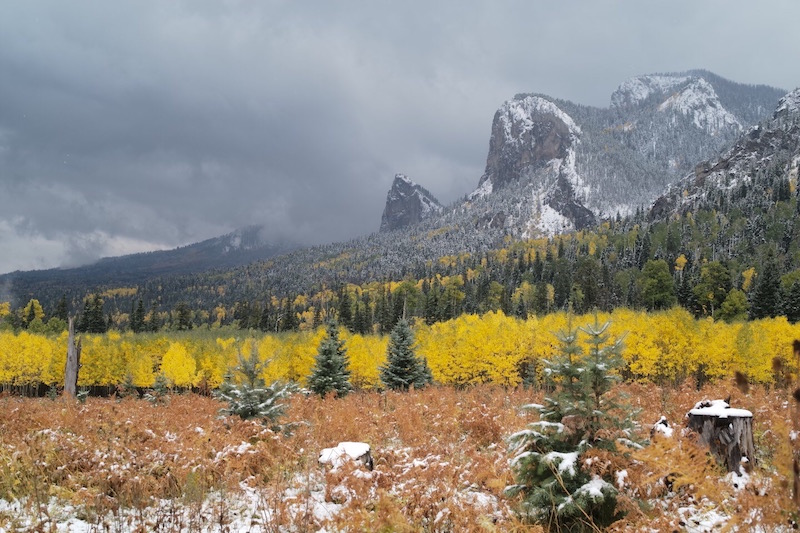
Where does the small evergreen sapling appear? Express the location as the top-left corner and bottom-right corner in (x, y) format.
(215, 344), (295, 428)
(308, 321), (352, 397)
(144, 373), (170, 405)
(380, 319), (433, 391)
(507, 316), (639, 531)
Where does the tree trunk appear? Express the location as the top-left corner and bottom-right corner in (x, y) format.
(64, 316), (82, 398)
(792, 340), (800, 508)
(687, 400), (754, 472)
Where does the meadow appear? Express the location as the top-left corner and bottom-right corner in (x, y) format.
(0, 309), (799, 530)
(0, 380), (796, 531)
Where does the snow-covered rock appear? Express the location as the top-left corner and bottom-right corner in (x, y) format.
(319, 441), (374, 470)
(651, 415), (674, 438)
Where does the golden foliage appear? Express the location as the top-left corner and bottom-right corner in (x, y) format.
(1, 309), (800, 391)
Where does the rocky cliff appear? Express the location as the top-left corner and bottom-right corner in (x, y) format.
(379, 174), (444, 232)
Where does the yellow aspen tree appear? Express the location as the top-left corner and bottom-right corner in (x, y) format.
(696, 318), (741, 381)
(345, 332), (387, 389)
(161, 341), (197, 388)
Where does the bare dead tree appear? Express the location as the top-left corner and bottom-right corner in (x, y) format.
(64, 316), (82, 398)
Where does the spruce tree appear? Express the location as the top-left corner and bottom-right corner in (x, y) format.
(507, 316), (638, 531)
(783, 280), (800, 324)
(380, 319), (433, 391)
(174, 301), (193, 331)
(55, 295), (69, 322)
(337, 289), (353, 331)
(749, 250), (781, 320)
(308, 321), (352, 397)
(131, 299), (146, 333)
(214, 344), (295, 428)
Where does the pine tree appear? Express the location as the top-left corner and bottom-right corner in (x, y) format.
(783, 280), (800, 324)
(214, 344), (296, 428)
(55, 295), (69, 322)
(146, 302), (160, 332)
(174, 301), (193, 331)
(380, 319), (432, 391)
(281, 296), (300, 331)
(81, 294), (107, 334)
(507, 316), (638, 531)
(749, 250), (781, 320)
(337, 289), (353, 331)
(131, 299), (146, 333)
(308, 321), (352, 397)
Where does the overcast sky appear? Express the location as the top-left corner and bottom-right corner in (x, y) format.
(1, 0), (798, 274)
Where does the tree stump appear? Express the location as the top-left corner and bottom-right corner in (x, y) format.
(687, 399), (754, 472)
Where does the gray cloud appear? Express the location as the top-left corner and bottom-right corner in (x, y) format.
(0, 0), (798, 273)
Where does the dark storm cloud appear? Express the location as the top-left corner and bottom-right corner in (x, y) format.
(0, 0), (798, 273)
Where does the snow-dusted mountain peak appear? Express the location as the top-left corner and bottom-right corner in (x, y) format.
(500, 95), (582, 139)
(657, 78), (741, 135)
(473, 95), (581, 199)
(611, 74), (689, 108)
(395, 173), (414, 186)
(379, 174), (443, 232)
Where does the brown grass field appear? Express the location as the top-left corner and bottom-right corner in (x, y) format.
(0, 381), (796, 532)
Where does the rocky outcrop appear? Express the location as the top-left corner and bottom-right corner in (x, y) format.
(468, 95), (594, 234)
(379, 174), (443, 232)
(475, 96), (580, 196)
(649, 88), (800, 220)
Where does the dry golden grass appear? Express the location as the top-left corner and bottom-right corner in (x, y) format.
(0, 381), (794, 531)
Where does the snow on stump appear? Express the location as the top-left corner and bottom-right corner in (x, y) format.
(319, 442), (374, 471)
(687, 399), (754, 472)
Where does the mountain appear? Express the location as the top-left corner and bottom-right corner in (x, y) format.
(0, 225), (299, 304)
(650, 88), (800, 220)
(466, 71), (784, 235)
(379, 174), (444, 232)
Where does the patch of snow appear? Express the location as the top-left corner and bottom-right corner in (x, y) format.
(522, 403), (544, 410)
(678, 501), (730, 533)
(575, 475), (613, 500)
(688, 399), (752, 418)
(543, 451), (579, 476)
(776, 88), (800, 116)
(500, 96), (581, 141)
(611, 75), (689, 108)
(616, 469), (628, 489)
(657, 78), (741, 135)
(395, 173), (414, 186)
(726, 464), (750, 492)
(653, 416), (674, 438)
(468, 177), (493, 200)
(551, 148), (590, 203)
(529, 202), (573, 237)
(318, 441), (370, 469)
(531, 420), (565, 433)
